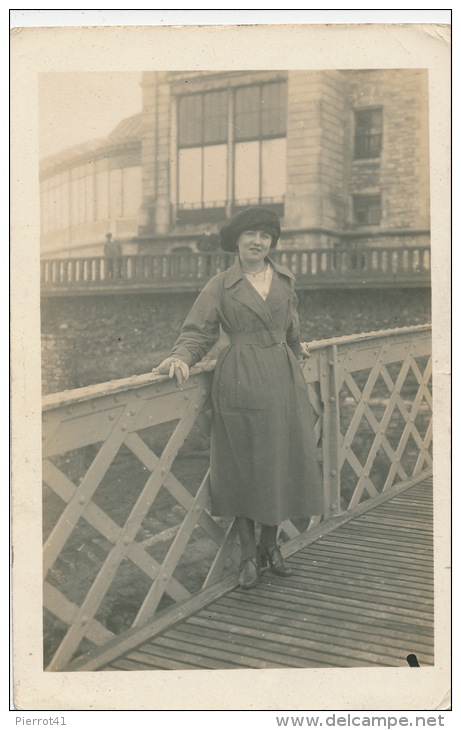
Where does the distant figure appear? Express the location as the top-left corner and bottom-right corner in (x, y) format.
(103, 233), (122, 279)
(196, 225), (221, 275)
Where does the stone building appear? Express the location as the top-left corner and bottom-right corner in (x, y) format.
(39, 69), (430, 258)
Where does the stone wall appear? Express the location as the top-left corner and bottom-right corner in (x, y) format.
(347, 69), (430, 232)
(41, 287), (431, 395)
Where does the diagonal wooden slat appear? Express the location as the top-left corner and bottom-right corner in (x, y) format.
(345, 366), (414, 508)
(410, 357), (433, 409)
(42, 459), (190, 602)
(46, 387), (208, 671)
(43, 582), (115, 646)
(43, 403), (136, 575)
(382, 357), (433, 490)
(338, 347), (425, 507)
(124, 432), (239, 561)
(342, 444), (379, 501)
(380, 360), (433, 461)
(279, 519), (302, 539)
(344, 370), (408, 484)
(133, 472), (212, 626)
(202, 518), (240, 589)
(413, 416), (433, 475)
(339, 348), (412, 470)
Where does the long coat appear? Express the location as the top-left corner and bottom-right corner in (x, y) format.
(170, 257), (324, 524)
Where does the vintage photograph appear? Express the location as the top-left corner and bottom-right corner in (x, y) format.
(40, 66), (434, 669)
(11, 19), (451, 712)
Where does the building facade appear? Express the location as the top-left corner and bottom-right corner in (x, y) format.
(40, 69), (430, 258)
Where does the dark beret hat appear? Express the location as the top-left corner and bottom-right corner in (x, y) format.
(220, 207), (281, 252)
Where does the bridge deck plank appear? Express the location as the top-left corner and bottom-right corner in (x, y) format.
(103, 477), (433, 670)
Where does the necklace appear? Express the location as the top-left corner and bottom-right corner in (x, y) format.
(242, 263), (267, 278)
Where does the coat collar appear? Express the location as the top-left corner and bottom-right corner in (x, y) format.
(223, 256), (295, 289)
(223, 256), (294, 329)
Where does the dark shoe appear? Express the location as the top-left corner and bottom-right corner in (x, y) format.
(238, 558), (260, 589)
(257, 543), (293, 577)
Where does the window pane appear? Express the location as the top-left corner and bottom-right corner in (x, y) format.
(353, 195), (381, 225)
(84, 173), (94, 223)
(122, 166), (142, 217)
(95, 170), (109, 220)
(203, 90), (228, 144)
(178, 94), (203, 147)
(354, 108), (383, 159)
(71, 178), (79, 226)
(261, 138), (286, 199)
(178, 147), (202, 206)
(261, 82), (287, 137)
(77, 177), (86, 223)
(109, 169), (123, 218)
(235, 86), (261, 140)
(203, 145), (227, 204)
(61, 180), (70, 228)
(234, 141), (260, 202)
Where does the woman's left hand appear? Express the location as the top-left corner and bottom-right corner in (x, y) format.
(299, 342), (311, 359)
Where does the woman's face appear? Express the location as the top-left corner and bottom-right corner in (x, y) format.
(237, 229), (272, 268)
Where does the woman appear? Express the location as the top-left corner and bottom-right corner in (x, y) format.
(155, 207), (323, 589)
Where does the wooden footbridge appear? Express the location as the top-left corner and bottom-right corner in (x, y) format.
(42, 324), (433, 672)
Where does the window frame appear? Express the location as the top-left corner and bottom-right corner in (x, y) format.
(175, 80), (287, 223)
(353, 107), (383, 161)
(352, 194), (382, 226)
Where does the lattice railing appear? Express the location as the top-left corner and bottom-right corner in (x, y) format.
(42, 325), (432, 670)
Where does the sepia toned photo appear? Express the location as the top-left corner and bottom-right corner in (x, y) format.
(11, 19), (451, 712)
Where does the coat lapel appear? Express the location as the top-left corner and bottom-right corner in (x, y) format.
(224, 257), (296, 328)
(265, 270), (294, 314)
(224, 259), (275, 328)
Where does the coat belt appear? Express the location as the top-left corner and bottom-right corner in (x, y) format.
(228, 331), (287, 347)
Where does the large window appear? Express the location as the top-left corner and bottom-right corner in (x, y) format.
(354, 108), (383, 160)
(176, 81), (287, 221)
(40, 171), (70, 234)
(233, 82), (287, 210)
(178, 90), (228, 215)
(41, 162), (142, 235)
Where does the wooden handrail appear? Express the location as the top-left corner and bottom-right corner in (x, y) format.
(40, 246), (431, 292)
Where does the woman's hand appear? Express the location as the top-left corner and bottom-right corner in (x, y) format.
(153, 357), (190, 384)
(299, 342), (311, 359)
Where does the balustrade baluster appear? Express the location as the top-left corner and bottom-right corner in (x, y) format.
(362, 247), (371, 273)
(401, 248), (409, 273)
(150, 255), (159, 283)
(423, 249), (430, 273)
(390, 247), (397, 274)
(325, 249), (334, 276)
(300, 252), (308, 277)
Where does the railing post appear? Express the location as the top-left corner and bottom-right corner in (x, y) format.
(319, 344), (342, 518)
